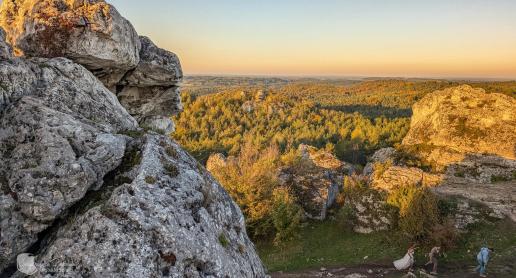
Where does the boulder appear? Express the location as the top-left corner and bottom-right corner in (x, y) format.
(371, 166), (442, 192)
(351, 192), (393, 234)
(32, 135), (266, 277)
(363, 147), (397, 176)
(279, 145), (348, 220)
(402, 85), (516, 175)
(116, 84), (183, 131)
(0, 56), (137, 273)
(0, 0), (141, 88)
(115, 36), (183, 133)
(299, 144), (352, 172)
(0, 4), (266, 276)
(120, 36), (182, 87)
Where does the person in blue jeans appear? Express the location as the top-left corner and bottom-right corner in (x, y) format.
(476, 247), (494, 277)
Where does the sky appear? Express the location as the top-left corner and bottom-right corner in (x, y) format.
(110, 1), (516, 79)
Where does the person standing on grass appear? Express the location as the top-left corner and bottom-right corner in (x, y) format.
(424, 246), (441, 275)
(476, 247), (493, 277)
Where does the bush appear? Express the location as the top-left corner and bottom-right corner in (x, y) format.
(335, 203), (356, 231)
(388, 184), (440, 242)
(429, 219), (460, 249)
(218, 233), (230, 248)
(271, 188), (304, 244)
(373, 159), (393, 180)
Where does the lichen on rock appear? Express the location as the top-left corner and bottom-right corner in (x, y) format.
(0, 1), (266, 276)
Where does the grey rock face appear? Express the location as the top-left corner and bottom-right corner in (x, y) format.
(115, 35), (183, 132)
(0, 56), (137, 273)
(279, 145), (346, 220)
(117, 86), (183, 125)
(0, 10), (266, 276)
(121, 36), (183, 87)
(0, 2), (266, 276)
(0, 0), (141, 87)
(34, 135), (266, 277)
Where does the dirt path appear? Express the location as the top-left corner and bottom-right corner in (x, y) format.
(270, 263), (515, 277)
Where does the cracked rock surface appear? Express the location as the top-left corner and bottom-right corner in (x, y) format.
(0, 1), (266, 277)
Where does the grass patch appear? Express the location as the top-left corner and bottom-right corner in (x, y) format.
(219, 233), (230, 248)
(256, 218), (516, 273)
(491, 175), (511, 183)
(164, 164), (179, 177)
(119, 129), (145, 138)
(256, 220), (404, 272)
(145, 176), (157, 184)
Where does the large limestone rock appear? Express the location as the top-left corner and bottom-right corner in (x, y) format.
(0, 56), (137, 273)
(279, 145), (349, 220)
(0, 0), (141, 87)
(0, 4), (266, 277)
(116, 86), (182, 133)
(120, 36), (182, 87)
(398, 84), (516, 222)
(0, 0), (184, 134)
(116, 36), (183, 134)
(362, 147), (396, 176)
(371, 166), (442, 192)
(33, 135), (266, 277)
(402, 85), (516, 174)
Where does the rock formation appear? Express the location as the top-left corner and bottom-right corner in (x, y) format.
(402, 85), (516, 182)
(116, 36), (183, 134)
(0, 0), (183, 134)
(0, 0), (266, 276)
(279, 145), (350, 220)
(0, 0), (141, 87)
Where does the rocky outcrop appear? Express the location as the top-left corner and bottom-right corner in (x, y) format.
(434, 180), (515, 223)
(120, 36), (182, 87)
(350, 190), (393, 234)
(0, 0), (141, 87)
(279, 145), (348, 220)
(371, 166), (442, 192)
(402, 85), (516, 180)
(116, 36), (183, 134)
(363, 148), (441, 192)
(396, 85), (516, 222)
(0, 1), (183, 134)
(0, 2), (266, 276)
(362, 147), (396, 176)
(0, 56), (137, 274)
(33, 135), (265, 277)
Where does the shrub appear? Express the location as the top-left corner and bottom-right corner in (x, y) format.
(491, 175), (510, 183)
(271, 187), (304, 244)
(429, 219), (460, 249)
(373, 159), (393, 180)
(388, 184), (440, 242)
(335, 203), (356, 231)
(145, 176), (157, 184)
(218, 233), (229, 248)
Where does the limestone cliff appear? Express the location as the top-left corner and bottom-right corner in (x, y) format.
(363, 85), (516, 227)
(0, 0), (266, 277)
(402, 85), (516, 177)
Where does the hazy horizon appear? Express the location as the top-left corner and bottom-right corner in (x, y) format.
(103, 1), (513, 79)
